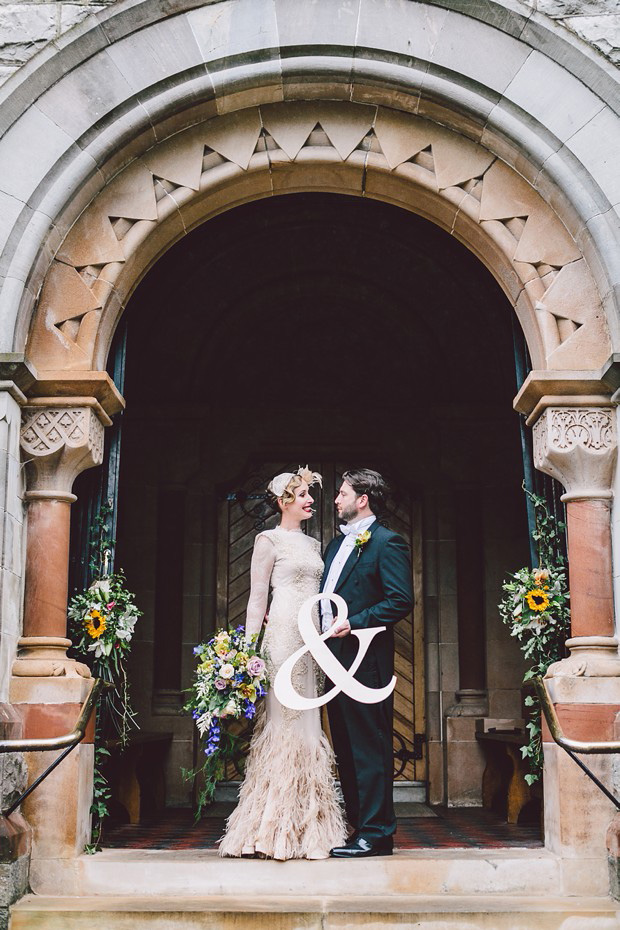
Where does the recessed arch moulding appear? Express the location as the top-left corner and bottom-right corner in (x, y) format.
(23, 99), (610, 379)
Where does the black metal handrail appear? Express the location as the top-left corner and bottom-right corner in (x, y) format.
(0, 678), (110, 818)
(534, 676), (620, 811)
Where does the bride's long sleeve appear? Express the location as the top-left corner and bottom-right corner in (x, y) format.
(244, 534), (276, 637)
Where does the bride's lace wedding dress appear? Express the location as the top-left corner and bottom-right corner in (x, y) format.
(219, 526), (346, 860)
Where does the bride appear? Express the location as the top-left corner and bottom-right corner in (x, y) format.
(218, 467), (346, 860)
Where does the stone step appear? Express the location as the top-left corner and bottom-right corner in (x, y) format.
(27, 848), (609, 899)
(10, 892), (620, 930)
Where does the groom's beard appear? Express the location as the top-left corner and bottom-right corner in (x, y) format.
(339, 503), (362, 524)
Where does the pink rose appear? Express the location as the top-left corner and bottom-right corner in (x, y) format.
(214, 678), (228, 690)
(247, 657), (265, 677)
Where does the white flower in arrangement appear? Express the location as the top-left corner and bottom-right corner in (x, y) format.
(88, 639), (107, 658)
(196, 678), (210, 700)
(219, 663), (235, 679)
(196, 711), (212, 736)
(90, 578), (112, 598)
(116, 614), (137, 641)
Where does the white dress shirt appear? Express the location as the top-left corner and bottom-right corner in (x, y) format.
(321, 516), (376, 632)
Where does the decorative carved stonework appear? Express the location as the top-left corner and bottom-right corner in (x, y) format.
(532, 406), (617, 500)
(15, 401), (107, 678)
(20, 403), (105, 495)
(25, 104), (609, 375)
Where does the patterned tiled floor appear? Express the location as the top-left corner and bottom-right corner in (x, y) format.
(103, 806), (542, 851)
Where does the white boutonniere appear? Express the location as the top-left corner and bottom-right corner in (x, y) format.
(355, 529), (372, 558)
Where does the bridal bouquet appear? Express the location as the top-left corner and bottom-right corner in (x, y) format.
(184, 626), (268, 814)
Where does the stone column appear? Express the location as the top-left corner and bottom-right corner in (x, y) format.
(531, 404), (620, 882)
(532, 405), (618, 677)
(10, 401), (107, 883)
(444, 493), (488, 806)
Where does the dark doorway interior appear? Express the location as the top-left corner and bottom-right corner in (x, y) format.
(110, 193), (529, 816)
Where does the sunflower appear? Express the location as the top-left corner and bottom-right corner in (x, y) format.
(525, 588), (550, 612)
(85, 608), (107, 638)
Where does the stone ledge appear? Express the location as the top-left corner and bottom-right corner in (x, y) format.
(9, 891), (620, 930)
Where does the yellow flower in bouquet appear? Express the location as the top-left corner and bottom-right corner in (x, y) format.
(84, 609), (107, 639)
(240, 683), (257, 701)
(526, 588), (550, 612)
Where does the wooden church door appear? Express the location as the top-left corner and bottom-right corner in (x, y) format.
(217, 461), (425, 783)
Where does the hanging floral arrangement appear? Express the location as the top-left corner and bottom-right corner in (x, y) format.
(498, 488), (570, 784)
(68, 505), (142, 850)
(68, 572), (141, 744)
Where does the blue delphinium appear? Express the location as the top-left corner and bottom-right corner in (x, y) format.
(204, 720), (221, 756)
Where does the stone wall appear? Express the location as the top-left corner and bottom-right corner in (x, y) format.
(522, 0), (620, 65)
(0, 0), (109, 85)
(0, 387), (25, 705)
(0, 0), (617, 89)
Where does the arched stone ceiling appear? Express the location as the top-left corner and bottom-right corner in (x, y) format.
(24, 101), (610, 376)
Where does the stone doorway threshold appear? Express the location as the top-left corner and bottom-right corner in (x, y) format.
(102, 805), (541, 852)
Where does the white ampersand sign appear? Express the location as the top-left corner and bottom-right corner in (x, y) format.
(273, 593), (397, 711)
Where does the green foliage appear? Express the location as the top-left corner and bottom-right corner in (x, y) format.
(498, 488), (570, 783)
(68, 505), (141, 851)
(182, 726), (250, 821)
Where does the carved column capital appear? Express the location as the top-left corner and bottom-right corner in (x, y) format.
(20, 401), (107, 497)
(532, 406), (617, 501)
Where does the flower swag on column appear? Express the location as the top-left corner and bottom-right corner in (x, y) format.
(67, 506), (142, 850)
(498, 488), (570, 784)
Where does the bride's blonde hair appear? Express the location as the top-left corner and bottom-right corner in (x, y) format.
(266, 466), (322, 510)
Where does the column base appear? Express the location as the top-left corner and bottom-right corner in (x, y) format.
(9, 675), (94, 863)
(445, 689), (489, 717)
(545, 636), (620, 679)
(12, 637), (91, 679)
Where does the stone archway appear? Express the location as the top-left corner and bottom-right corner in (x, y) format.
(1, 0), (619, 890)
(24, 101), (610, 378)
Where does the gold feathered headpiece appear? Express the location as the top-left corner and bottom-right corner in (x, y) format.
(267, 465), (322, 499)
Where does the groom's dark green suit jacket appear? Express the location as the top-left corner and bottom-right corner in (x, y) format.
(320, 518), (413, 842)
(321, 519), (413, 684)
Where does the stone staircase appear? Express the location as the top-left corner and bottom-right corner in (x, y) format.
(10, 848), (620, 929)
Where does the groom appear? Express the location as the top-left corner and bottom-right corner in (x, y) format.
(321, 468), (413, 858)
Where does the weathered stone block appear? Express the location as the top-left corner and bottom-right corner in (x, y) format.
(565, 14), (620, 66)
(0, 853), (28, 907)
(0, 5), (56, 47)
(60, 4), (106, 33)
(535, 0), (620, 15)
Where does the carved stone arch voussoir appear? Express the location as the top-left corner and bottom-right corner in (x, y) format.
(25, 102), (611, 377)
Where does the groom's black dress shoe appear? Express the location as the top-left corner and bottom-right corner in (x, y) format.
(329, 837), (393, 858)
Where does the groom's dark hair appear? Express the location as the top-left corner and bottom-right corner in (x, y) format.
(342, 468), (389, 517)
